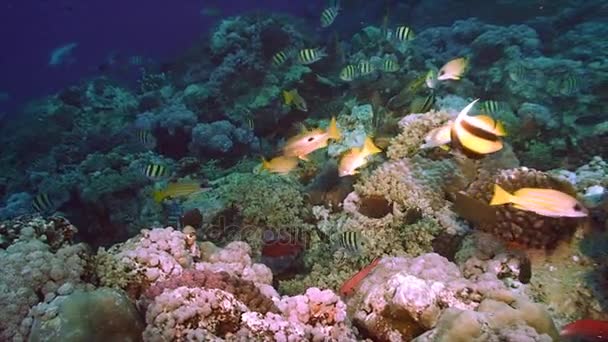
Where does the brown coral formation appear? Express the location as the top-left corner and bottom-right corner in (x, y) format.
(141, 269), (279, 314)
(465, 167), (584, 248)
(0, 214), (78, 251)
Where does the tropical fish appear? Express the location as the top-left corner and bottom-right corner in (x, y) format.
(282, 117), (341, 160)
(337, 231), (368, 254)
(437, 57), (468, 81)
(271, 50), (289, 67)
(382, 58), (399, 73)
(409, 93), (435, 113)
(297, 48), (327, 65)
(560, 319), (608, 341)
(340, 64), (357, 81)
(425, 69), (438, 89)
(153, 180), (206, 203)
(142, 164), (169, 180)
(559, 74), (580, 96)
(358, 60), (375, 76)
(490, 184), (588, 218)
(480, 100), (504, 114)
(136, 129), (156, 149)
(32, 193), (55, 213)
(420, 122), (452, 150)
(283, 89), (308, 112)
(339, 257), (381, 297)
(450, 99), (505, 158)
(338, 137), (382, 177)
(320, 6), (340, 28)
(508, 63), (529, 82)
(395, 26), (415, 41)
(261, 156), (299, 174)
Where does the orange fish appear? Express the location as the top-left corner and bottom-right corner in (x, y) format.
(561, 319), (608, 341)
(437, 57), (468, 81)
(282, 117), (341, 160)
(450, 99), (504, 158)
(261, 155), (299, 174)
(338, 137), (382, 176)
(339, 257), (382, 297)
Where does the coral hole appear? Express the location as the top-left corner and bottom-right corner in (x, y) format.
(358, 195), (392, 218)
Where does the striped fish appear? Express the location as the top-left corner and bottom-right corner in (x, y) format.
(32, 193), (54, 213)
(320, 6), (339, 28)
(358, 60), (375, 76)
(297, 48), (327, 65)
(382, 58), (399, 72)
(142, 163), (169, 180)
(508, 64), (529, 82)
(450, 99), (505, 159)
(338, 231), (368, 254)
(395, 26), (414, 41)
(481, 100), (504, 114)
(559, 74), (579, 96)
(136, 129), (156, 149)
(340, 64), (357, 81)
(271, 50), (289, 67)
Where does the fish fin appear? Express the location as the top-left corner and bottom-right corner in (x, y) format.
(455, 99), (480, 123)
(261, 158), (270, 170)
(299, 155), (310, 161)
(327, 117), (341, 141)
(283, 90), (293, 105)
(490, 184), (513, 206)
(362, 136), (382, 155)
(439, 144), (451, 151)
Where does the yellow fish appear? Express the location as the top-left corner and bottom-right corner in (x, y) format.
(450, 99), (505, 159)
(338, 136), (382, 177)
(282, 117), (341, 160)
(153, 181), (207, 203)
(438, 57), (468, 81)
(490, 184), (588, 218)
(261, 156), (299, 174)
(283, 89), (308, 112)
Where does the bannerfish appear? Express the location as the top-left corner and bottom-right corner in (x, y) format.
(450, 99), (505, 159)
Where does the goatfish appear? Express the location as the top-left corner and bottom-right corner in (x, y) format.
(450, 99), (506, 159)
(32, 193), (55, 213)
(282, 117), (341, 160)
(142, 163), (169, 180)
(438, 57), (468, 81)
(261, 155), (299, 174)
(320, 6), (340, 28)
(283, 89), (308, 112)
(297, 48), (327, 65)
(338, 137), (382, 176)
(340, 64), (357, 81)
(490, 184), (588, 218)
(395, 26), (415, 41)
(153, 180), (207, 203)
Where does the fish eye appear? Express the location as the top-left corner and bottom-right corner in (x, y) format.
(573, 203), (582, 211)
(307, 137), (315, 142)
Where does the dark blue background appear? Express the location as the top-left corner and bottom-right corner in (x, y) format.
(0, 1), (320, 115)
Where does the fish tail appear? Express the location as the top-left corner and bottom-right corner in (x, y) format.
(490, 184), (513, 206)
(327, 117), (341, 141)
(283, 90), (293, 105)
(153, 190), (166, 203)
(363, 136), (382, 155)
(261, 157), (270, 170)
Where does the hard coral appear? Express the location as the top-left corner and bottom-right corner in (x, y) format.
(465, 167), (583, 248)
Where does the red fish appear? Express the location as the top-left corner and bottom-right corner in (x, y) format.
(561, 319), (608, 341)
(339, 257), (382, 297)
(261, 242), (303, 258)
